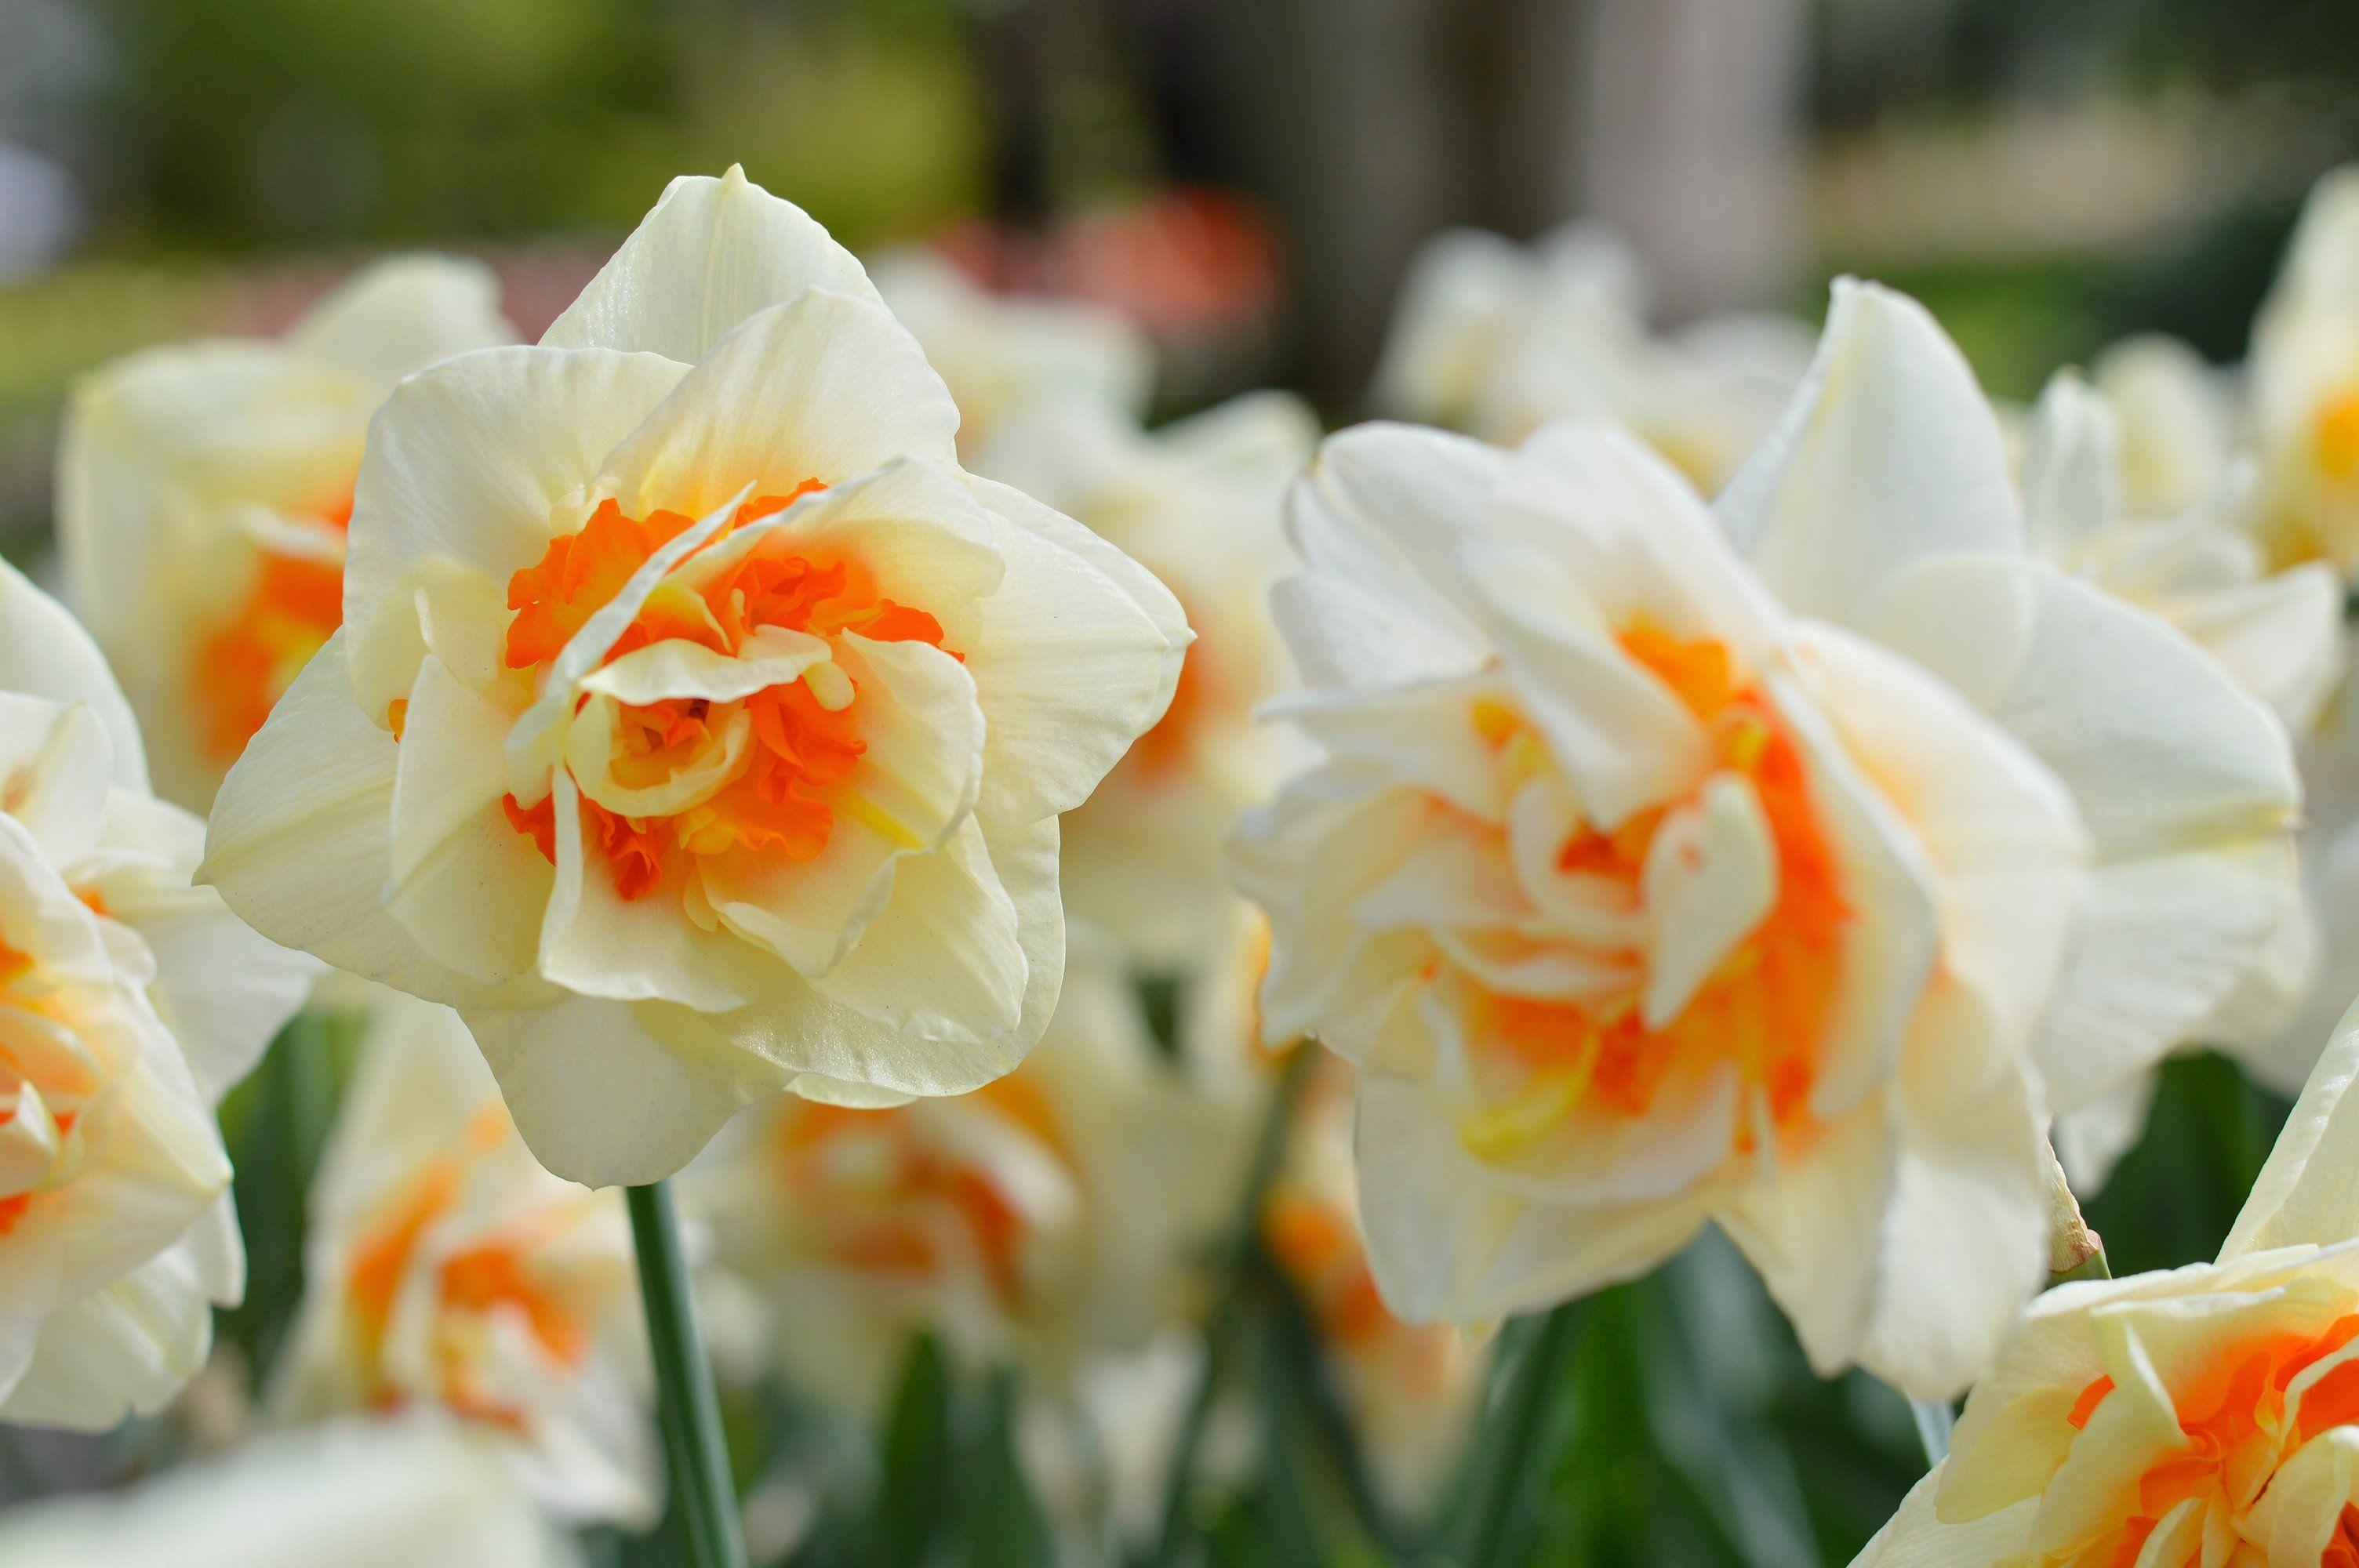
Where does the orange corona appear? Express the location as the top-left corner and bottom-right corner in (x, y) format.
(2061, 1315), (2359, 1566)
(499, 488), (951, 899)
(1459, 627), (1845, 1159)
(194, 494), (351, 762)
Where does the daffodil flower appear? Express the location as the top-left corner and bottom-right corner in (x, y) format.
(199, 169), (1190, 1189)
(58, 256), (515, 811)
(0, 561), (314, 1429)
(1857, 1004), (2359, 1566)
(1234, 280), (2302, 1399)
(273, 993), (656, 1525)
(1372, 222), (1814, 493)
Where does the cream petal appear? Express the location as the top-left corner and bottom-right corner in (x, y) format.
(287, 253), (516, 397)
(703, 818), (901, 978)
(534, 771), (776, 1011)
(1852, 1472), (2038, 1568)
(542, 165), (883, 361)
(1866, 555), (2300, 1110)
(0, 695), (115, 868)
(804, 814), (1026, 1045)
(714, 814), (1061, 1096)
(387, 655), (521, 887)
(342, 344), (689, 720)
(596, 291), (958, 520)
(1640, 771), (1777, 1029)
(1719, 278), (2021, 626)
(576, 629), (829, 706)
(1275, 422), (1508, 690)
(676, 456), (1002, 613)
(2175, 561), (2346, 733)
(0, 1231), (225, 1430)
(2020, 370), (2124, 565)
(383, 796), (555, 992)
(462, 993), (793, 1187)
(834, 632), (985, 853)
(0, 560), (147, 793)
(199, 633), (533, 1009)
(1494, 420), (1787, 658)
(1270, 671), (1516, 822)
(961, 479), (1190, 825)
(2245, 1424), (2359, 1559)
(2223, 1000), (2359, 1258)
(1353, 1072), (1721, 1321)
(1853, 1062), (2052, 1400)
(1717, 1096), (1896, 1378)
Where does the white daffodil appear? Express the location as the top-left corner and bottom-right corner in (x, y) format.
(57, 256), (515, 811)
(686, 933), (1227, 1414)
(272, 993), (655, 1525)
(975, 391), (1320, 969)
(2248, 165), (2359, 579)
(1372, 223), (1814, 493)
(2019, 368), (2337, 1190)
(0, 561), (313, 1429)
(1856, 1004), (2359, 1567)
(0, 1413), (580, 1568)
(868, 249), (1154, 456)
(1234, 279), (2302, 1399)
(198, 167), (1190, 1189)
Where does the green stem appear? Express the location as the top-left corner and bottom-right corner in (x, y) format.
(1151, 1043), (1314, 1565)
(1454, 1303), (1579, 1568)
(627, 1180), (746, 1568)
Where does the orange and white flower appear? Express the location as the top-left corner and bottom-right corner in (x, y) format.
(2247, 165), (2359, 580)
(0, 561), (314, 1429)
(686, 934), (1226, 1412)
(1235, 279), (2301, 1398)
(198, 168), (1190, 1188)
(869, 249), (1154, 456)
(57, 256), (515, 811)
(975, 392), (1320, 968)
(0, 1413), (581, 1568)
(273, 993), (654, 1525)
(1856, 1004), (2359, 1567)
(1372, 223), (1812, 493)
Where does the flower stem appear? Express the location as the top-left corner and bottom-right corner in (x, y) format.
(626, 1180), (746, 1568)
(1454, 1302), (1580, 1568)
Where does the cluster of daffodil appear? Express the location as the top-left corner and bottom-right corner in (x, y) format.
(14, 154), (2359, 1567)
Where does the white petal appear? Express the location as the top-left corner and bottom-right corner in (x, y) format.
(2223, 999), (2359, 1258)
(0, 560), (147, 793)
(1719, 278), (2021, 626)
(288, 253), (516, 397)
(1639, 771), (1776, 1028)
(462, 993), (793, 1187)
(576, 629), (830, 706)
(961, 478), (1190, 824)
(2020, 370), (2124, 564)
(198, 633), (529, 1009)
(542, 165), (884, 361)
(596, 291), (958, 520)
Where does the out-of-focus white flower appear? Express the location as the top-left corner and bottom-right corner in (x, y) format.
(0, 561), (313, 1430)
(2019, 368), (2339, 1189)
(869, 249), (1155, 456)
(273, 992), (656, 1525)
(2249, 165), (2359, 579)
(976, 391), (1320, 968)
(2023, 368), (2345, 735)
(0, 1413), (580, 1568)
(57, 256), (515, 811)
(198, 168), (1190, 1189)
(2089, 333), (2241, 523)
(1235, 279), (2302, 1399)
(1856, 1005), (2359, 1566)
(687, 934), (1228, 1411)
(1372, 223), (1814, 493)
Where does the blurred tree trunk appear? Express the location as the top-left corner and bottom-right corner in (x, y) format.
(1565, 0), (1810, 317)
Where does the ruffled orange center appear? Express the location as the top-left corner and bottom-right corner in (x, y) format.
(1457, 627), (1846, 1160)
(0, 933), (96, 1237)
(2061, 1314), (2359, 1565)
(344, 1106), (591, 1431)
(499, 489), (949, 899)
(194, 493), (351, 762)
(769, 1077), (1067, 1306)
